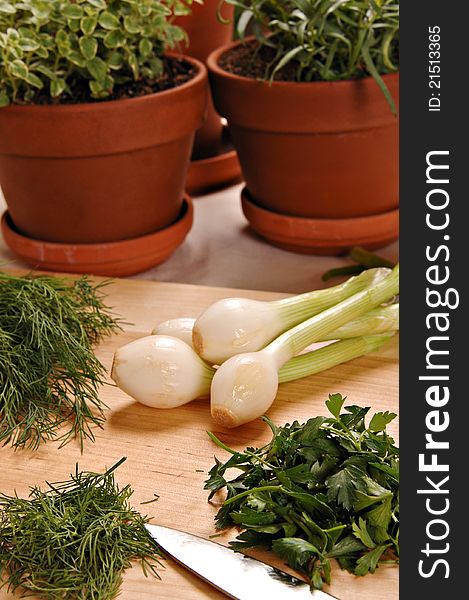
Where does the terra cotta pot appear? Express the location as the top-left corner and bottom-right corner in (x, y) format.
(175, 0), (234, 160)
(0, 55), (207, 244)
(207, 40), (399, 220)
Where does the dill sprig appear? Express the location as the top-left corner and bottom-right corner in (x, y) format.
(0, 272), (121, 450)
(0, 457), (164, 600)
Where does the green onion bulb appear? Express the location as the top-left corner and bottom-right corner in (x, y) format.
(192, 268), (391, 364)
(210, 266), (399, 427)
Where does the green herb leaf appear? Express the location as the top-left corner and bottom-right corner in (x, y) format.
(354, 544), (389, 576)
(326, 393), (345, 418)
(81, 16), (98, 36)
(366, 495), (393, 530)
(9, 59), (28, 79)
(322, 247), (396, 281)
(139, 38), (153, 57)
(206, 398), (399, 589)
(87, 56), (107, 82)
(230, 507), (277, 526)
(328, 535), (365, 558)
(68, 50), (86, 67)
(296, 416), (327, 443)
(124, 15), (142, 34)
(352, 517), (376, 549)
(88, 0), (107, 9)
(0, 3), (16, 15)
(369, 411), (398, 432)
(272, 537), (323, 571)
(79, 36), (98, 60)
(326, 465), (368, 510)
(62, 5), (84, 20)
(50, 78), (66, 97)
(25, 72), (43, 88)
(0, 91), (10, 106)
(104, 29), (125, 49)
(98, 11), (121, 30)
(322, 265), (366, 282)
(350, 247), (395, 269)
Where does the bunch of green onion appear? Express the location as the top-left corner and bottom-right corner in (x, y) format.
(112, 266), (399, 427)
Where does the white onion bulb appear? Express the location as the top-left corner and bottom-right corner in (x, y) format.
(210, 352), (279, 428)
(111, 335), (214, 409)
(152, 318), (196, 347)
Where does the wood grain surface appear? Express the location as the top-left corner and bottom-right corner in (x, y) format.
(0, 276), (399, 600)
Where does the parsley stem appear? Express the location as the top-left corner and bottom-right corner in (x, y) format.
(323, 525), (347, 534)
(321, 425), (362, 451)
(222, 485), (283, 505)
(206, 431), (237, 454)
(297, 521), (318, 543)
(245, 451), (275, 469)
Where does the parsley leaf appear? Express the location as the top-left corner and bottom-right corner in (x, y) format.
(352, 517), (377, 549)
(205, 395), (399, 589)
(355, 544), (390, 576)
(369, 411), (398, 432)
(326, 393), (345, 418)
(272, 538), (323, 571)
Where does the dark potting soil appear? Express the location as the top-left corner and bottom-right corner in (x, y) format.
(218, 40), (300, 82)
(219, 40), (380, 82)
(23, 56), (196, 105)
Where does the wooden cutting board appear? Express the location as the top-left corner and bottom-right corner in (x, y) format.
(0, 276), (399, 600)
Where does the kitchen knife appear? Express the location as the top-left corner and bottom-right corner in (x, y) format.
(145, 524), (337, 600)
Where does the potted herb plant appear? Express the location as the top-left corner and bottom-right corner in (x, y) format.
(175, 0), (242, 194)
(207, 0), (399, 254)
(0, 0), (208, 276)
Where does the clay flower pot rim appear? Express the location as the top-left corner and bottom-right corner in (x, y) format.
(2, 53), (207, 115)
(207, 37), (398, 91)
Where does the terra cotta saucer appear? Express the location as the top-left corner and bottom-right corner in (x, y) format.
(241, 188), (399, 256)
(1, 196), (193, 277)
(186, 126), (242, 196)
(186, 149), (242, 196)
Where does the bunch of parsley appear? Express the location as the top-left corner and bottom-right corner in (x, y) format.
(205, 395), (399, 589)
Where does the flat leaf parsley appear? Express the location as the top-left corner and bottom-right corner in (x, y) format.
(205, 395), (399, 589)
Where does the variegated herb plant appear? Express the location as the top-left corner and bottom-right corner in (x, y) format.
(0, 0), (196, 106)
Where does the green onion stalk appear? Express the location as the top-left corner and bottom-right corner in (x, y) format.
(210, 265), (399, 427)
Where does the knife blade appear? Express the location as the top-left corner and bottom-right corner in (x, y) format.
(145, 524), (337, 600)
